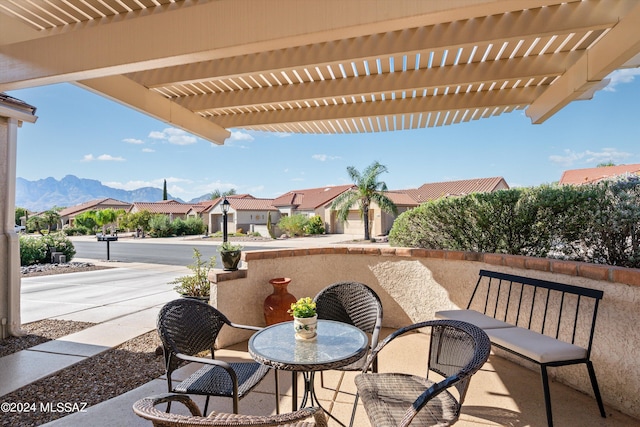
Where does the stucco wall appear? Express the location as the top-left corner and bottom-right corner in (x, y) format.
(209, 247), (640, 420)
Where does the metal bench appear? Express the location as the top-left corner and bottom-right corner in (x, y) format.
(436, 269), (606, 427)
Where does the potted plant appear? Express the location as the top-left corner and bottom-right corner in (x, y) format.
(169, 248), (215, 300)
(288, 297), (318, 340)
(219, 241), (243, 271)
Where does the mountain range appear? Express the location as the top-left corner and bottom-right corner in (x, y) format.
(15, 175), (201, 212)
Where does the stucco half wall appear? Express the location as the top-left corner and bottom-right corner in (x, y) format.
(209, 247), (640, 421)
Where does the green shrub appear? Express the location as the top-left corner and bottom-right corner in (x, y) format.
(304, 215), (325, 235)
(277, 214), (309, 237)
(42, 232), (76, 262)
(62, 225), (89, 236)
(149, 214), (175, 237)
(183, 217), (206, 235)
(389, 176), (640, 268)
(172, 217), (187, 236)
(19, 235), (48, 266)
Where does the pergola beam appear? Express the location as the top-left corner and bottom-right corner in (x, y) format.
(0, 0), (538, 91)
(526, 1), (640, 123)
(212, 86), (544, 128)
(77, 76), (230, 144)
(178, 52), (577, 112)
(132, 0), (621, 89)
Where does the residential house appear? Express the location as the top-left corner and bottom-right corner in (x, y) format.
(330, 177), (509, 237)
(128, 200), (194, 221)
(272, 185), (355, 234)
(206, 195), (278, 236)
(559, 164), (640, 185)
(58, 198), (132, 228)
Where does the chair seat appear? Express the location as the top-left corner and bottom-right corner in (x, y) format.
(485, 327), (587, 364)
(435, 309), (514, 330)
(175, 362), (270, 398)
(355, 373), (460, 427)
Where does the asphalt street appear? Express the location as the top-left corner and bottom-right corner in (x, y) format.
(72, 239), (284, 266)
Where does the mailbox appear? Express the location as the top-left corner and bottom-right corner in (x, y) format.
(96, 234), (118, 260)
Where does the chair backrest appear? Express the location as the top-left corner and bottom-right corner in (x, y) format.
(157, 298), (231, 372)
(427, 320), (490, 404)
(133, 393), (327, 427)
(314, 281), (383, 347)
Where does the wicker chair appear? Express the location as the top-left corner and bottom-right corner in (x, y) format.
(133, 393), (328, 427)
(351, 319), (491, 427)
(313, 281), (383, 374)
(157, 299), (273, 415)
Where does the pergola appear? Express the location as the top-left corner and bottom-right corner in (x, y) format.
(1, 0), (639, 336)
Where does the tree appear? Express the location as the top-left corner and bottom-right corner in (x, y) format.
(15, 207), (28, 226)
(597, 162), (616, 167)
(41, 209), (61, 234)
(331, 161), (398, 240)
(163, 179), (168, 200)
(209, 188), (237, 200)
(74, 211), (98, 233)
(95, 208), (118, 234)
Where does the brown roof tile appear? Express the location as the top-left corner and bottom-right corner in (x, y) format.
(58, 198), (131, 217)
(559, 164), (640, 185)
(403, 177), (508, 203)
(229, 198), (277, 211)
(272, 185), (355, 209)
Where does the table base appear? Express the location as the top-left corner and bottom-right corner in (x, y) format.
(292, 371), (349, 427)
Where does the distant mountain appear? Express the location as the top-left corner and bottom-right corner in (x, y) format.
(16, 175), (183, 211)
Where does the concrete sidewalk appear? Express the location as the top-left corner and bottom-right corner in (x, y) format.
(1, 262), (187, 398)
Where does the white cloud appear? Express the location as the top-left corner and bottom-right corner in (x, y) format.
(312, 154), (341, 162)
(604, 69), (640, 92)
(148, 128), (197, 145)
(229, 131), (255, 142)
(123, 138), (144, 144)
(549, 148), (632, 167)
(82, 154), (125, 162)
(142, 148), (155, 153)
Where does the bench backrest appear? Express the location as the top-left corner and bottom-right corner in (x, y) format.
(467, 270), (603, 355)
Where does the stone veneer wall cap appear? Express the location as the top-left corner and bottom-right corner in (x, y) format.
(209, 268), (247, 283)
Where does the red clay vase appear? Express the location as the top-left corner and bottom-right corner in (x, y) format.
(264, 277), (297, 325)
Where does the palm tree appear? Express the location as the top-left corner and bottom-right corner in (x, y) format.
(331, 161), (398, 240)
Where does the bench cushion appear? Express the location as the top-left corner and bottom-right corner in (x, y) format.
(485, 327), (587, 364)
(435, 309), (514, 330)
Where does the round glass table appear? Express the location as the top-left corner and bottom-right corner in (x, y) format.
(249, 320), (368, 426)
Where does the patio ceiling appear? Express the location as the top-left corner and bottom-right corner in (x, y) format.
(1, 0), (639, 144)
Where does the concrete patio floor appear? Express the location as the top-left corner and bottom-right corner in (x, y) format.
(3, 243), (639, 426)
(36, 328), (640, 427)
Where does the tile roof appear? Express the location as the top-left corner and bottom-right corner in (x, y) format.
(403, 177), (508, 203)
(58, 198), (131, 217)
(384, 191), (420, 206)
(130, 202), (195, 215)
(559, 164), (640, 185)
(228, 198), (278, 211)
(272, 185), (355, 209)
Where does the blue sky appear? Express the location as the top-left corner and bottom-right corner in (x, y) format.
(8, 69), (640, 202)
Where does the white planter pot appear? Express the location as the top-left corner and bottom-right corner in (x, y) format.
(293, 315), (318, 340)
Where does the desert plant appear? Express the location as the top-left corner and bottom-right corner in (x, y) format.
(304, 215), (325, 235)
(169, 248), (215, 297)
(149, 214), (175, 237)
(277, 214), (309, 237)
(19, 235), (48, 265)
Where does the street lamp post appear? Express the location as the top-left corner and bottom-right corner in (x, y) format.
(222, 197), (230, 243)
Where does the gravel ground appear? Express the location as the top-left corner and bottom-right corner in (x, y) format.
(20, 262), (112, 278)
(0, 331), (163, 426)
(0, 319), (95, 358)
(0, 263), (165, 426)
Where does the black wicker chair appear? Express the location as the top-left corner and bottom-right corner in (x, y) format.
(313, 281), (383, 375)
(133, 393), (328, 427)
(351, 320), (491, 427)
(157, 299), (273, 415)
